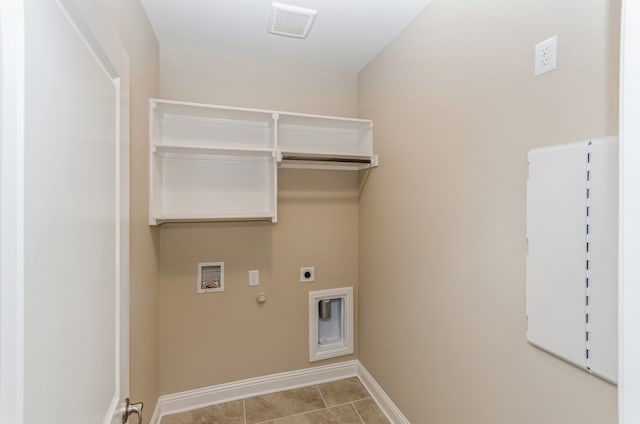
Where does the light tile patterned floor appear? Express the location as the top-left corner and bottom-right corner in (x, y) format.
(160, 377), (389, 424)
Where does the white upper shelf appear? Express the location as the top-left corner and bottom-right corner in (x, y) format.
(151, 98), (376, 164)
(149, 98), (376, 224)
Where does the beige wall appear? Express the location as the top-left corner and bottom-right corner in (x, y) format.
(159, 46), (358, 116)
(109, 2), (160, 422)
(157, 47), (360, 394)
(358, 0), (619, 423)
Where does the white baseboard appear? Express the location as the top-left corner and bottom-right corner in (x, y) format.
(148, 398), (161, 424)
(151, 360), (409, 424)
(151, 360), (359, 423)
(356, 362), (410, 424)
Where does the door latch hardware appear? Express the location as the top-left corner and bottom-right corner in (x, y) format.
(122, 398), (143, 424)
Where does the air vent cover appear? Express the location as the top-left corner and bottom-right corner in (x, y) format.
(268, 2), (317, 39)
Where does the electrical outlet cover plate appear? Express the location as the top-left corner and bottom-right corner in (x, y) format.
(535, 35), (558, 76)
(300, 266), (315, 282)
(249, 270), (260, 286)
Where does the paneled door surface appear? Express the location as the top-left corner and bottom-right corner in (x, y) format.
(1, 0), (131, 422)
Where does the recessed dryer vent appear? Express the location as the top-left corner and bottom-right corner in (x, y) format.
(308, 287), (353, 362)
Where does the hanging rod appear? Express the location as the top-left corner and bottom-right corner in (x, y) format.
(281, 155), (372, 164)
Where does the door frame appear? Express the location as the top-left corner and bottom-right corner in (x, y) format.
(0, 0), (25, 422)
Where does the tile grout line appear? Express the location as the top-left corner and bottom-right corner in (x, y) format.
(266, 400), (370, 424)
(315, 384), (329, 409)
(245, 385), (329, 424)
(243, 398), (247, 424)
(329, 396), (371, 408)
(270, 406), (329, 423)
(351, 401), (367, 424)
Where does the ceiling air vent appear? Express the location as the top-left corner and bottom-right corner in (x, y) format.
(268, 2), (317, 39)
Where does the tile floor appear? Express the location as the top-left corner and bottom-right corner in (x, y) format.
(160, 377), (390, 424)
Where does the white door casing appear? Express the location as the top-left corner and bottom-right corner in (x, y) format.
(1, 0), (26, 422)
(1, 0), (130, 422)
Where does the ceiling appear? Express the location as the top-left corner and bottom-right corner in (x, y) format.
(140, 0), (431, 73)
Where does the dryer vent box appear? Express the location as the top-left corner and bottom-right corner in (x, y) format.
(308, 287), (353, 362)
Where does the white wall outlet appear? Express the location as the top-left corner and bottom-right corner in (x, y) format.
(249, 270), (259, 286)
(534, 35), (558, 76)
(300, 266), (315, 283)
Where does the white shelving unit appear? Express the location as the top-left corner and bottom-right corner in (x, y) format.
(277, 112), (374, 171)
(149, 99), (376, 225)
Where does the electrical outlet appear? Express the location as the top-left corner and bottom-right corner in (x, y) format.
(534, 35), (558, 76)
(300, 266), (315, 283)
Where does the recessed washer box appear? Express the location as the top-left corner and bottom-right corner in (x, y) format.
(197, 262), (224, 293)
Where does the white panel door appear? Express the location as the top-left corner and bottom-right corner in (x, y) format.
(19, 0), (130, 423)
(587, 137), (618, 382)
(526, 142), (588, 369)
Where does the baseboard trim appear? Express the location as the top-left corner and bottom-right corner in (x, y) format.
(148, 397), (161, 424)
(151, 360), (359, 423)
(356, 363), (410, 424)
(151, 360), (409, 424)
